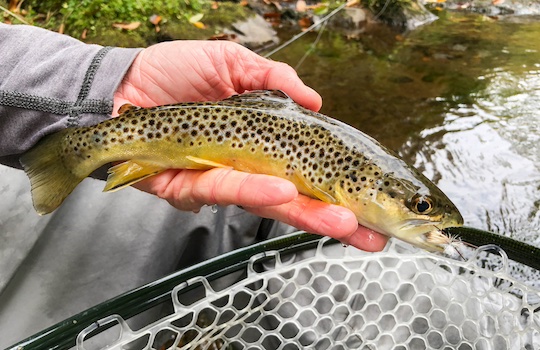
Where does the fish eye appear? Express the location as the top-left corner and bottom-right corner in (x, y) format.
(412, 196), (433, 215)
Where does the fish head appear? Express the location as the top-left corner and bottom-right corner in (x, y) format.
(338, 169), (464, 252)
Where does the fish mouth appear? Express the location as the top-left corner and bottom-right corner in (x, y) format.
(396, 219), (455, 252)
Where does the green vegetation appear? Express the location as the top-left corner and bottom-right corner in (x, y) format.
(10, 0), (201, 34)
(1, 0), (420, 46)
(1, 0), (252, 46)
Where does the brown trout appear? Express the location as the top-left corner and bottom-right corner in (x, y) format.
(21, 90), (463, 251)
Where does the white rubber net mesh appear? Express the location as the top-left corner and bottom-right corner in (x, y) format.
(78, 238), (540, 350)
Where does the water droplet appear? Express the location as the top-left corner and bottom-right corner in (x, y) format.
(210, 204), (218, 214)
(341, 243), (349, 248)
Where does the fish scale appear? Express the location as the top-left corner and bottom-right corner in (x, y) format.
(21, 90), (463, 251)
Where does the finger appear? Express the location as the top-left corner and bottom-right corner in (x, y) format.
(224, 44), (323, 111)
(344, 226), (389, 252)
(135, 168), (299, 211)
(262, 62), (323, 112)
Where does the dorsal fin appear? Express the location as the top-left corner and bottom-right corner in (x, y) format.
(219, 90), (294, 108)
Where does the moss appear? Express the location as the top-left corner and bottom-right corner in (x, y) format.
(2, 0), (255, 46)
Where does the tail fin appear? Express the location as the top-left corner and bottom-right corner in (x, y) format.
(20, 130), (85, 215)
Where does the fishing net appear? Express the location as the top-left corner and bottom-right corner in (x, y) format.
(74, 235), (540, 350)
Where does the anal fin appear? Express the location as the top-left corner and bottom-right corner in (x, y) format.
(185, 156), (231, 169)
(104, 160), (165, 192)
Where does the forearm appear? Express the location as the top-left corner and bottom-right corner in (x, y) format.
(0, 23), (141, 168)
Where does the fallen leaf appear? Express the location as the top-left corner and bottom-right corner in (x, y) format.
(149, 14), (162, 25)
(209, 33), (239, 42)
(491, 0), (504, 5)
(263, 12), (281, 19)
(8, 0), (22, 12)
(81, 28), (87, 39)
(58, 22), (65, 34)
(211, 1), (219, 9)
(112, 22), (141, 30)
(263, 0), (282, 10)
(296, 0), (307, 12)
(263, 12), (282, 26)
(240, 0), (249, 6)
(193, 21), (206, 29)
(189, 13), (204, 24)
(298, 16), (312, 29)
(346, 0), (359, 7)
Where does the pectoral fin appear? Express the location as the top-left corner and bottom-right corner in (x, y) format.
(185, 156), (231, 170)
(104, 160), (165, 192)
(334, 182), (350, 207)
(291, 166), (337, 204)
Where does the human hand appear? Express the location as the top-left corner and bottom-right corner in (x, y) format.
(113, 40), (388, 252)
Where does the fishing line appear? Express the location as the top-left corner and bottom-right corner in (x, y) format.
(372, 0), (393, 21)
(264, 2), (347, 58)
(294, 19), (328, 70)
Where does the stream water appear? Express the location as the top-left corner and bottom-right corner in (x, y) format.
(268, 11), (540, 247)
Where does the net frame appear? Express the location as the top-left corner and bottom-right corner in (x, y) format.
(74, 236), (540, 350)
(8, 232), (540, 350)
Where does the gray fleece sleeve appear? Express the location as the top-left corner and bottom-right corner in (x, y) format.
(0, 23), (142, 168)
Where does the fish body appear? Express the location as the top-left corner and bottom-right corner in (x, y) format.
(21, 90), (463, 251)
